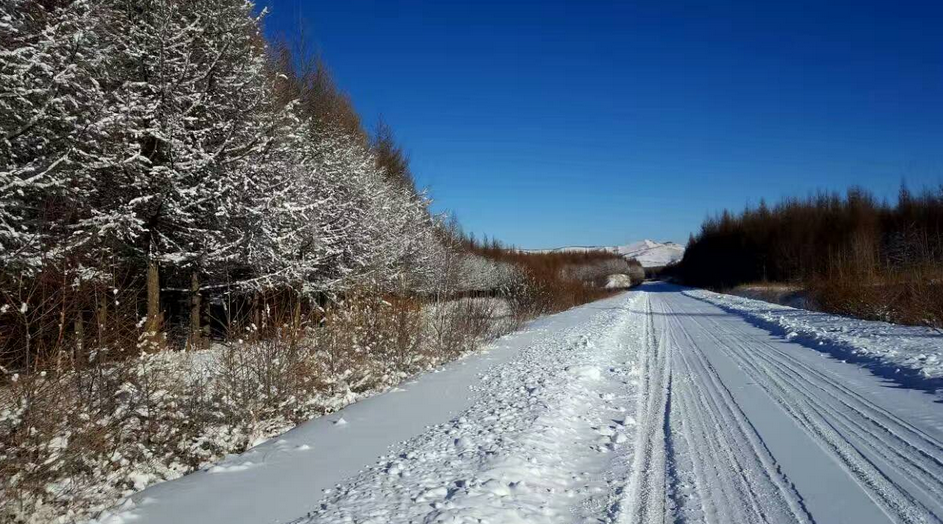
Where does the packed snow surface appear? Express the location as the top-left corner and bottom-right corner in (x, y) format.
(527, 239), (685, 268)
(92, 284), (943, 524)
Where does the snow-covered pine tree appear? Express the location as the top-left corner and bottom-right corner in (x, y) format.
(68, 0), (307, 339)
(0, 0), (111, 274)
(2, 0), (456, 351)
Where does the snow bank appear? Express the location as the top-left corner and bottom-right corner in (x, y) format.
(604, 274), (634, 289)
(685, 289), (943, 384)
(726, 284), (809, 309)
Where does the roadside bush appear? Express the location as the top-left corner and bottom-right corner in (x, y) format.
(425, 298), (507, 357)
(0, 352), (213, 523)
(627, 261), (646, 285)
(314, 292), (425, 393)
(807, 267), (943, 328)
(452, 235), (626, 315)
(0, 290), (518, 523)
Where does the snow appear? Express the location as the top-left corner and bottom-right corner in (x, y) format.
(566, 364), (603, 380)
(613, 239), (685, 268)
(526, 239), (685, 268)
(685, 287), (943, 384)
(603, 273), (634, 288)
(88, 284), (943, 524)
(649, 284), (943, 523)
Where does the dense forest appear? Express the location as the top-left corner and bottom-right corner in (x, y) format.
(0, 0), (451, 370)
(673, 186), (943, 327)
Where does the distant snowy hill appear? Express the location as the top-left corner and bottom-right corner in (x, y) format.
(613, 239), (685, 268)
(525, 239), (685, 268)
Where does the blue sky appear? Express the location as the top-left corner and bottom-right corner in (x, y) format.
(260, 1), (943, 248)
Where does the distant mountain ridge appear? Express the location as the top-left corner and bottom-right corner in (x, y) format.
(525, 239), (685, 268)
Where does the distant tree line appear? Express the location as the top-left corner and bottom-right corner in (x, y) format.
(673, 186), (943, 327)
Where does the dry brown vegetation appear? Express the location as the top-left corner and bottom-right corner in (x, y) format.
(672, 186), (943, 328)
(459, 236), (633, 314)
(0, 288), (515, 522)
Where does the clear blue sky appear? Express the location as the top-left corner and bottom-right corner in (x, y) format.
(260, 0), (943, 248)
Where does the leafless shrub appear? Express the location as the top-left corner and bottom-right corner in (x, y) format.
(425, 298), (500, 358)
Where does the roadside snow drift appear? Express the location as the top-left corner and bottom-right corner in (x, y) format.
(687, 288), (943, 385)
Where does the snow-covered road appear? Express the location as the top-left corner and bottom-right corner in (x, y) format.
(97, 283), (943, 524)
(647, 286), (943, 524)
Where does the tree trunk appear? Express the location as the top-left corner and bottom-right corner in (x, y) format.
(145, 259), (163, 348)
(203, 299), (211, 344)
(74, 314), (84, 365)
(293, 292), (302, 339)
(97, 298), (107, 347)
(189, 271), (202, 350)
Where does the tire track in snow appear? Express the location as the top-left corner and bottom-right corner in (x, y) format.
(658, 297), (812, 524)
(619, 295), (673, 524)
(734, 336), (943, 506)
(682, 303), (943, 523)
